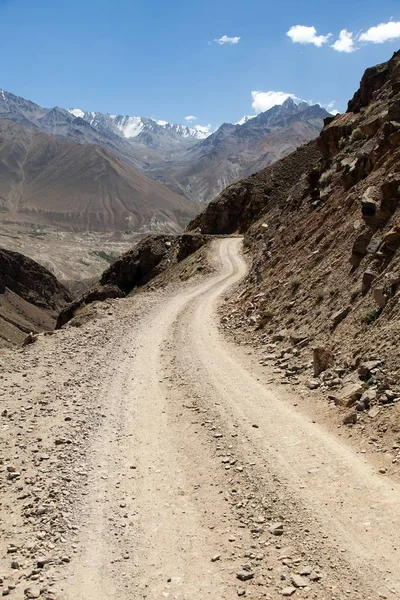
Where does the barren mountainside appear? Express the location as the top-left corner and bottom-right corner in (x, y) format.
(149, 99), (329, 203)
(0, 120), (198, 232)
(0, 87), (328, 206)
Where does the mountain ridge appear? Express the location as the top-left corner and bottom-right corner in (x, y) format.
(0, 119), (198, 232)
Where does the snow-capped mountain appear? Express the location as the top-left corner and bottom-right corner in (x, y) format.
(235, 115), (257, 126)
(0, 87), (329, 206)
(67, 109), (210, 141)
(0, 87), (211, 171)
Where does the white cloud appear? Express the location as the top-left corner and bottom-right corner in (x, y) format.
(185, 115), (197, 122)
(194, 124), (212, 135)
(286, 25), (331, 47)
(325, 101), (341, 115)
(214, 35), (241, 45)
(251, 90), (299, 113)
(332, 29), (356, 52)
(359, 20), (400, 43)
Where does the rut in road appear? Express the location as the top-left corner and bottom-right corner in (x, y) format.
(60, 238), (400, 600)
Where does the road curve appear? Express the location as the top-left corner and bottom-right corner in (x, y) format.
(60, 237), (400, 600)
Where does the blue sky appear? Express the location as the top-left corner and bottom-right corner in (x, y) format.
(0, 0), (399, 130)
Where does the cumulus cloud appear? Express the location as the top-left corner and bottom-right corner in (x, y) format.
(185, 115), (197, 122)
(332, 29), (356, 52)
(359, 20), (400, 43)
(286, 25), (331, 47)
(214, 35), (241, 45)
(251, 90), (299, 113)
(194, 124), (212, 135)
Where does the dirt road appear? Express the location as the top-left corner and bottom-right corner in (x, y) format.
(1, 238), (400, 600)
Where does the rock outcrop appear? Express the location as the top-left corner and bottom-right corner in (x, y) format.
(0, 249), (71, 347)
(56, 234), (209, 327)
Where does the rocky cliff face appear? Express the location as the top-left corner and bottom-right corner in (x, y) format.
(192, 50), (400, 422)
(0, 249), (71, 347)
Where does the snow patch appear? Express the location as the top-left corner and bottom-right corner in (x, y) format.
(236, 115), (256, 126)
(114, 116), (145, 138)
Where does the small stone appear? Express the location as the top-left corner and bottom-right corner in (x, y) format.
(236, 570), (254, 581)
(24, 587), (41, 599)
(343, 411), (357, 425)
(291, 574), (308, 588)
(281, 587), (296, 597)
(237, 588), (246, 596)
(368, 406), (380, 418)
(306, 379), (320, 390)
(211, 554), (220, 562)
(269, 522), (284, 536)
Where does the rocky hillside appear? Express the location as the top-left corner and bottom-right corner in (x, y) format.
(0, 120), (197, 232)
(0, 249), (71, 347)
(56, 233), (210, 327)
(150, 99), (329, 204)
(191, 51), (400, 422)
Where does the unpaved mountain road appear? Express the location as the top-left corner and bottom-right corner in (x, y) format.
(1, 238), (400, 600)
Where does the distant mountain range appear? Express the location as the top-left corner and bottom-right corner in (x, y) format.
(0, 87), (330, 231)
(0, 120), (197, 232)
(148, 99), (330, 203)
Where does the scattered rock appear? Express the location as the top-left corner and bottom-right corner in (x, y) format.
(236, 570), (254, 581)
(331, 307), (351, 329)
(269, 522), (284, 536)
(343, 411), (357, 425)
(306, 379), (320, 390)
(313, 347), (333, 377)
(291, 574), (308, 588)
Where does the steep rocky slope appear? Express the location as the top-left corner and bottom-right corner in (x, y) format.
(150, 100), (329, 203)
(190, 51), (400, 424)
(0, 249), (71, 347)
(0, 120), (197, 232)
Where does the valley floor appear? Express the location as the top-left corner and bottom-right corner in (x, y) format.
(1, 239), (400, 600)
